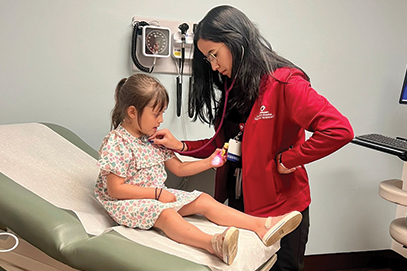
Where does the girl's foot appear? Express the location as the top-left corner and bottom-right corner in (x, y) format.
(211, 227), (239, 265)
(261, 211), (302, 246)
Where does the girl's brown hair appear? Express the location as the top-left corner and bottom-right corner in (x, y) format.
(111, 73), (168, 130)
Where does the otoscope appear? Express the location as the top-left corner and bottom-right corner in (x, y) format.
(176, 23), (189, 117)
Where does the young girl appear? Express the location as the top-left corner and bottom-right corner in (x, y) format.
(94, 73), (302, 266)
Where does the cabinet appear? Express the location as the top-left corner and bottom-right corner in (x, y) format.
(379, 162), (407, 257)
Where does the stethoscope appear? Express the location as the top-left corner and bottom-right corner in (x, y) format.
(176, 45), (244, 155)
(178, 78), (237, 155)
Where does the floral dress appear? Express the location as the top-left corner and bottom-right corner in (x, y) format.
(95, 125), (201, 229)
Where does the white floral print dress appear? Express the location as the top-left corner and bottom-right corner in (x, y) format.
(95, 125), (201, 229)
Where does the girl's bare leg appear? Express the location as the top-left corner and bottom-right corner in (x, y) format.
(178, 193), (278, 240)
(153, 208), (215, 254)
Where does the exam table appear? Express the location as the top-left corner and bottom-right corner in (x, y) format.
(0, 123), (278, 271)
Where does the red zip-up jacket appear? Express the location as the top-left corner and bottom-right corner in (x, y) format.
(184, 68), (354, 217)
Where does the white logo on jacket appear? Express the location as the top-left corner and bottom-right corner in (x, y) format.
(254, 105), (275, 121)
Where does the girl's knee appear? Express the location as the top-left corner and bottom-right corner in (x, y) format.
(178, 193), (217, 216)
(197, 192), (212, 202)
(195, 192), (218, 210)
(159, 208), (177, 219)
(156, 208), (176, 225)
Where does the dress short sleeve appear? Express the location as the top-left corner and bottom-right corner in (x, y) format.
(97, 131), (132, 178)
(162, 147), (175, 162)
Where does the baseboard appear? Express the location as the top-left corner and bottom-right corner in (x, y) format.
(304, 249), (407, 271)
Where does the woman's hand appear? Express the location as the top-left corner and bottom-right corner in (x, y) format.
(149, 129), (183, 151)
(276, 153), (301, 174)
(158, 189), (177, 203)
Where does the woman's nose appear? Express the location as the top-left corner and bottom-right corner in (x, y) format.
(210, 61), (219, 71)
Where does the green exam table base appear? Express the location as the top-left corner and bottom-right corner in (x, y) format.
(0, 123), (276, 271)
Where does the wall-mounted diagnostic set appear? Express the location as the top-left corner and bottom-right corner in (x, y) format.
(131, 17), (195, 117)
(131, 17), (194, 75)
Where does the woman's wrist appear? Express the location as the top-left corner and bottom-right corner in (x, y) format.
(279, 153), (287, 168)
(179, 141), (187, 152)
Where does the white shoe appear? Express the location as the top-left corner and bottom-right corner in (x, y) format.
(211, 227), (239, 265)
(262, 211), (302, 247)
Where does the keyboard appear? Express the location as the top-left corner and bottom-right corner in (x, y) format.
(352, 134), (407, 161)
(356, 134), (407, 151)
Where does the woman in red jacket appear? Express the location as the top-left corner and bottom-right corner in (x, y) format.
(151, 5), (354, 271)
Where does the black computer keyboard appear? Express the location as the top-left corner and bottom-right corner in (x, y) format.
(355, 134), (407, 152)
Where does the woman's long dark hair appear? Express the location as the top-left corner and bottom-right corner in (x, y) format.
(190, 5), (309, 126)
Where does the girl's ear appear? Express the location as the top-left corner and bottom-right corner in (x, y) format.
(127, 106), (138, 120)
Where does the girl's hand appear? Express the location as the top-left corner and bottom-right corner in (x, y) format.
(149, 129), (183, 151)
(158, 189), (177, 203)
(208, 148), (227, 168)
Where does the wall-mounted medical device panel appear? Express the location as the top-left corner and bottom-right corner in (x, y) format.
(131, 17), (195, 75)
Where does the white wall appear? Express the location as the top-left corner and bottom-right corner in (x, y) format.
(1, 0), (407, 256)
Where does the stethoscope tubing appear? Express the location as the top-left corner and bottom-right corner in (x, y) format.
(178, 79), (236, 155)
(179, 46), (244, 155)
